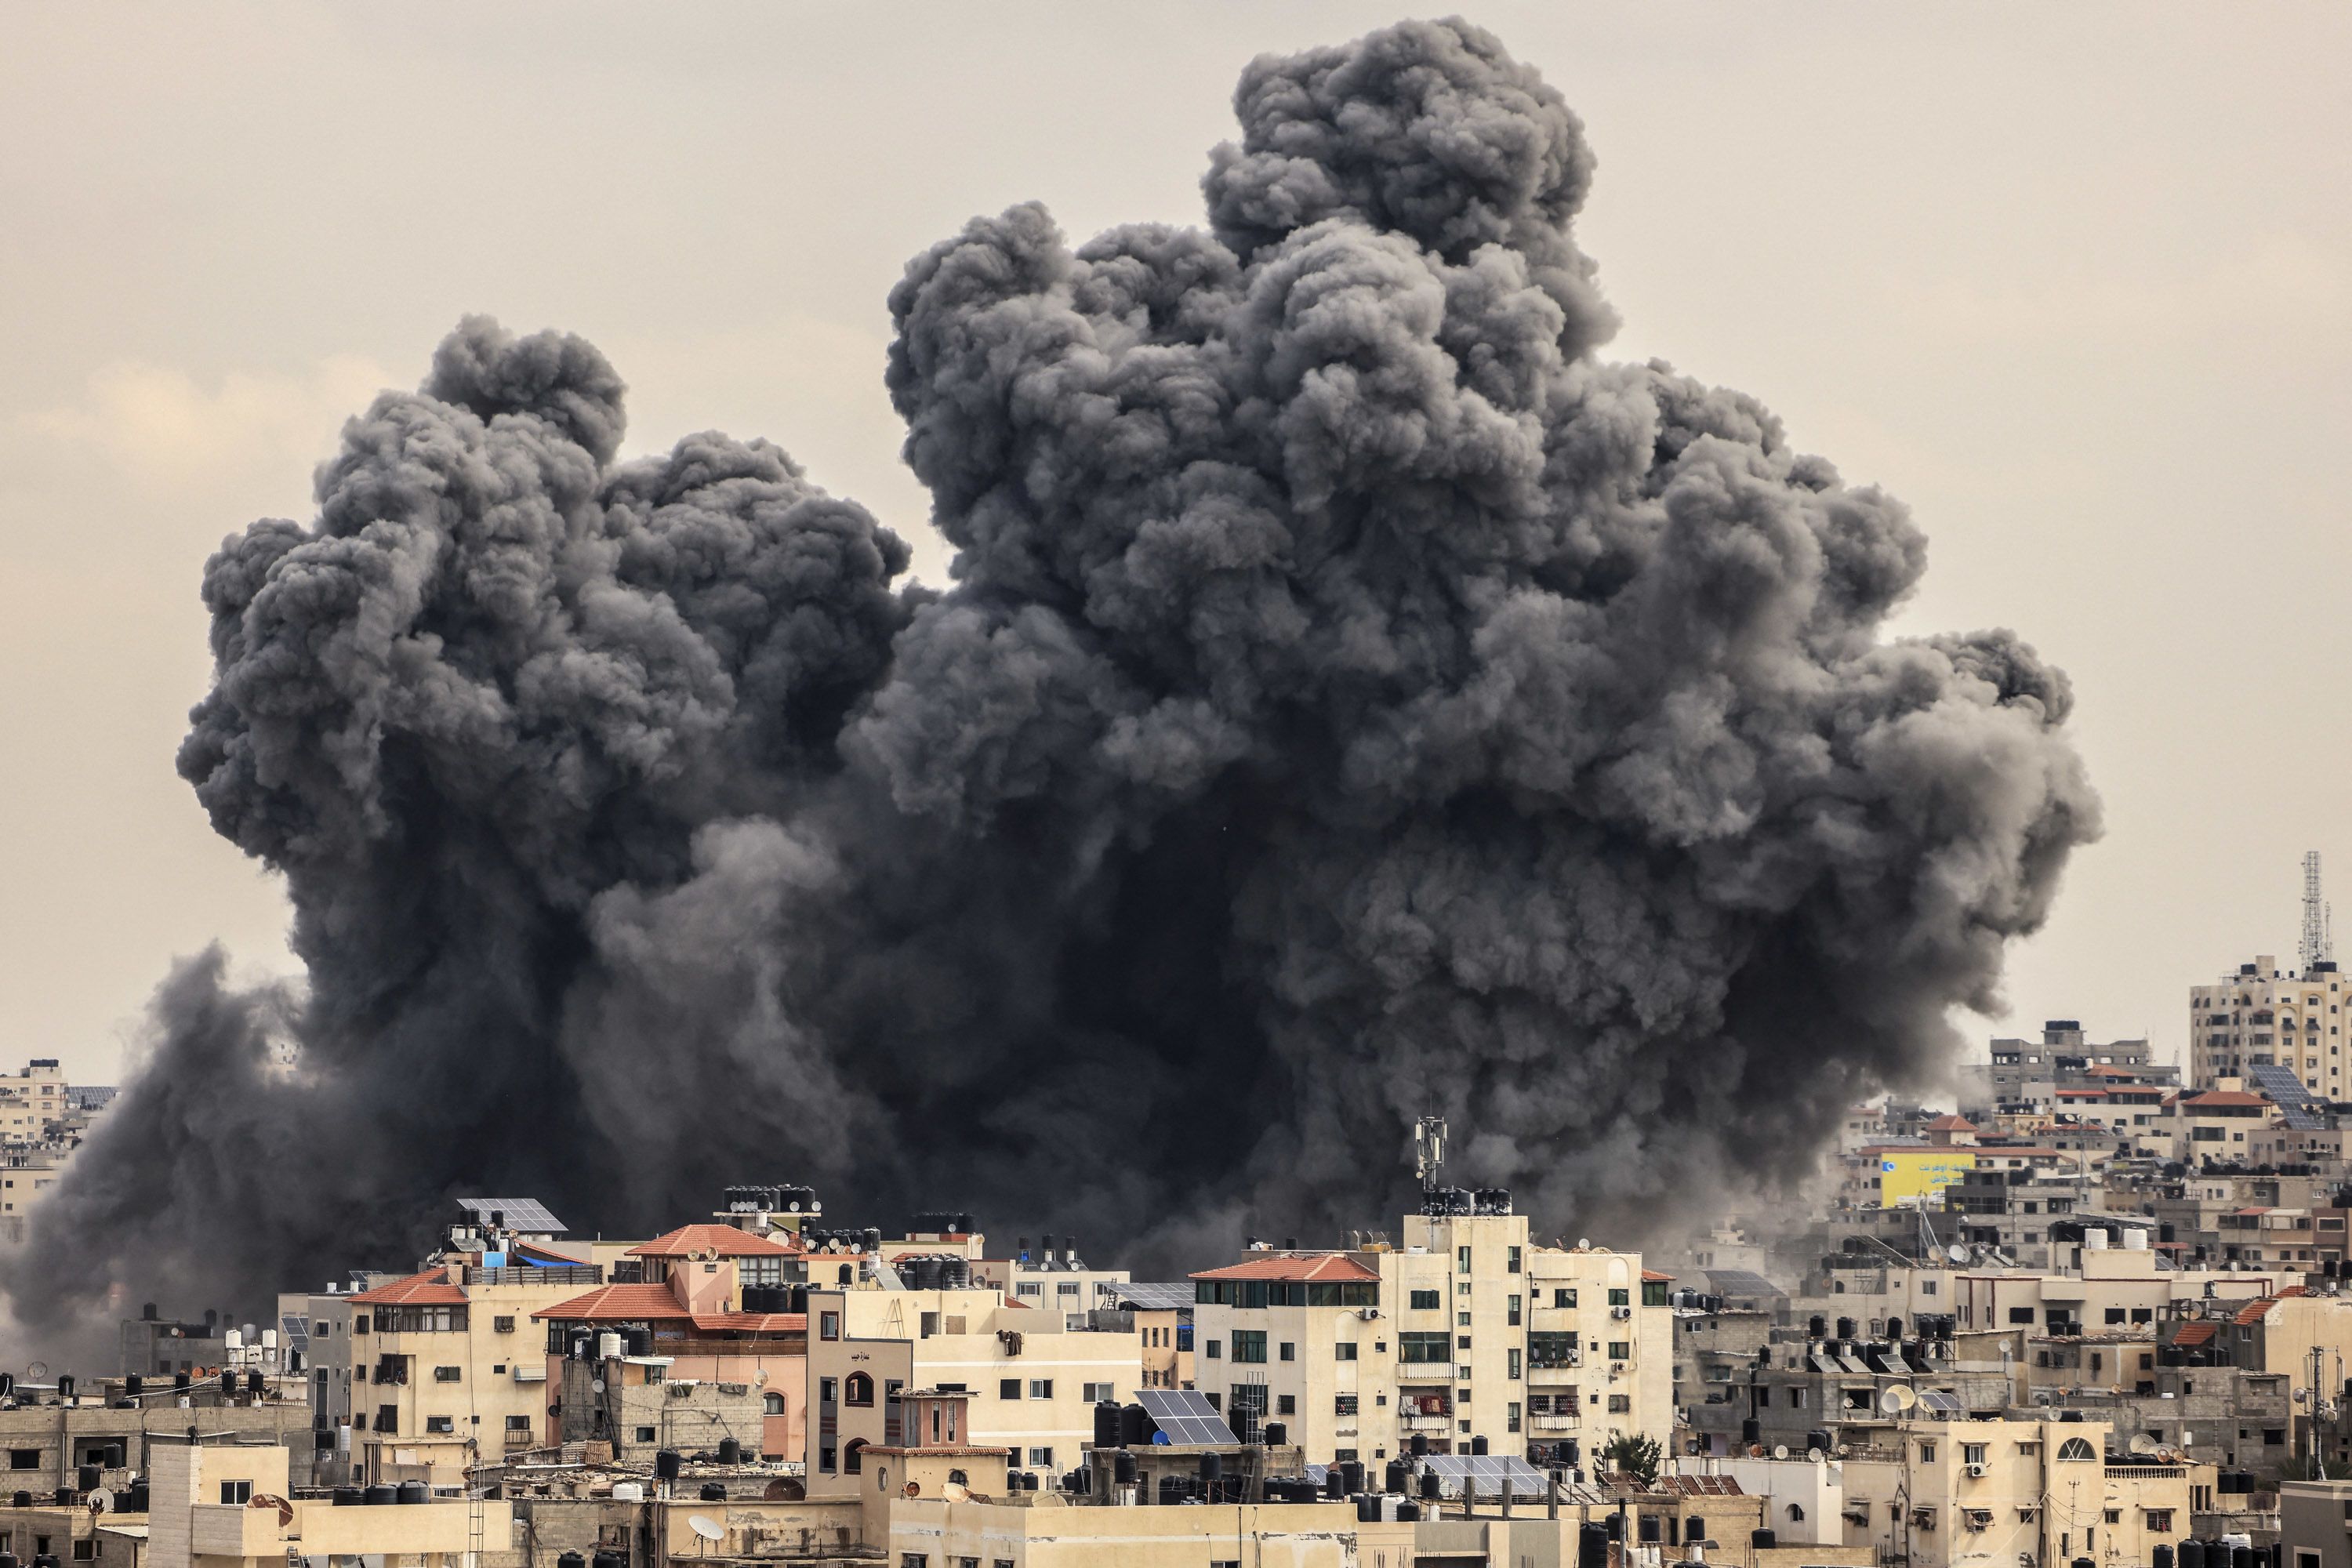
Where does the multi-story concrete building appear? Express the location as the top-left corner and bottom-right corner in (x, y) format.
(2193, 955), (2350, 1095)
(1189, 1200), (1674, 1468)
(1842, 1417), (2196, 1568)
(0, 1058), (112, 1239)
(803, 1284), (1138, 1496)
(1096, 1282), (1193, 1390)
(147, 1435), (506, 1568)
(1961, 1022), (2176, 1122)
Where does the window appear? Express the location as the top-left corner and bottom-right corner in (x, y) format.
(7, 1452), (35, 1472)
(493, 1314), (516, 1334)
(1232, 1330), (1268, 1365)
(1458, 1336), (1472, 1351)
(1399, 1332), (1450, 1363)
(1205, 1340), (1221, 1360)
(1508, 1247), (1522, 1274)
(1920, 1443), (1936, 1462)
(634, 1426), (656, 1443)
(1278, 1395), (1296, 1415)
(434, 1365), (461, 1382)
(2146, 1512), (2175, 1534)
(1508, 1349), (1522, 1378)
(375, 1406), (397, 1435)
(1553, 1288), (1577, 1308)
(902, 1556), (927, 1568)
(764, 1392), (786, 1415)
(507, 1414), (533, 1432)
(354, 1315), (369, 1334)
(820, 1312), (840, 1341)
(2056, 1437), (2097, 1461)
(1458, 1247), (1472, 1273)
(1607, 1394), (1630, 1413)
(1027, 1379), (1053, 1399)
(1082, 1382), (1116, 1403)
(820, 1377), (838, 1404)
(1607, 1341), (1629, 1359)
(1026, 1446), (1054, 1468)
(220, 1481), (252, 1505)
(844, 1439), (869, 1475)
(846, 1373), (875, 1406)
(425, 1416), (454, 1434)
(1458, 1311), (1472, 1327)
(1279, 1342), (1295, 1363)
(1410, 1289), (1442, 1311)
(1606, 1288), (1628, 1307)
(1335, 1341), (1358, 1362)
(1642, 1280), (1670, 1307)
(1529, 1331), (1577, 1368)
(2009, 1308), (2035, 1324)
(1508, 1294), (1521, 1327)
(818, 1446), (837, 1474)
(1962, 1444), (1987, 1466)
(999, 1378), (1021, 1399)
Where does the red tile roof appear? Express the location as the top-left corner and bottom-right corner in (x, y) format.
(1926, 1115), (1978, 1131)
(2185, 1091), (2272, 1108)
(626, 1224), (800, 1258)
(1642, 1270), (1674, 1283)
(1190, 1254), (1381, 1283)
(2172, 1323), (2216, 1348)
(534, 1283), (693, 1322)
(2232, 1287), (2305, 1327)
(350, 1267), (467, 1306)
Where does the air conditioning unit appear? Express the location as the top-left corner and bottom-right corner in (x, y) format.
(1965, 1463), (1987, 1479)
(1359, 1308), (1382, 1321)
(1612, 1305), (1632, 1319)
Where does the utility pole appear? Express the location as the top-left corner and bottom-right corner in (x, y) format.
(2302, 851), (2334, 977)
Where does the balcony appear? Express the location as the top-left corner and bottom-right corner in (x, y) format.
(1401, 1414), (1453, 1432)
(463, 1264), (601, 1287)
(1527, 1365), (1584, 1384)
(1531, 1414), (1581, 1433)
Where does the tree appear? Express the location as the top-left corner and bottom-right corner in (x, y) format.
(1604, 1431), (1662, 1485)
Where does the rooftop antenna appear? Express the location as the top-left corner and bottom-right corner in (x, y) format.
(2303, 850), (2335, 975)
(1414, 1116), (1448, 1194)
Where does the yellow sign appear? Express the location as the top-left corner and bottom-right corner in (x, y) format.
(1875, 1149), (1976, 1206)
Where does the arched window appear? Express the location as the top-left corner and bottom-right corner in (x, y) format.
(844, 1372), (874, 1406)
(2056, 1436), (2096, 1461)
(843, 1437), (869, 1475)
(1788, 1504), (1805, 1523)
(947, 1469), (968, 1486)
(763, 1392), (785, 1415)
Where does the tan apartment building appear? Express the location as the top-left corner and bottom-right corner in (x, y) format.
(1100, 1282), (1194, 1391)
(2192, 955), (2348, 1095)
(1842, 1417), (2195, 1568)
(804, 1285), (1139, 1497)
(147, 1436), (509, 1568)
(1189, 1208), (1673, 1468)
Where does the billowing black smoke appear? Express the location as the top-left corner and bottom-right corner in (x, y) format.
(2, 18), (2095, 1344)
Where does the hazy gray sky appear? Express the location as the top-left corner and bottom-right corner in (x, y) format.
(2, 2), (2346, 1087)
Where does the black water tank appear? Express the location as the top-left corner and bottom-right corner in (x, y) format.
(1470, 1435), (1488, 1457)
(1410, 1432), (1428, 1457)
(655, 1450), (683, 1482)
(787, 1286), (808, 1313)
(2154, 1548), (2175, 1568)
(1385, 1459), (1410, 1494)
(1199, 1453), (1221, 1482)
(1020, 1471), (1038, 1493)
(1113, 1450), (1137, 1486)
(396, 1482), (429, 1505)
(1356, 1494), (1381, 1523)
(626, 1329), (653, 1358)
(1399, 1501), (1421, 1523)
(125, 1483), (148, 1513)
(717, 1437), (741, 1466)
(332, 1487), (362, 1507)
(1263, 1421), (1287, 1447)
(1094, 1401), (1123, 1449)
(1836, 1317), (1857, 1340)
(52, 1491), (74, 1509)
(1341, 1460), (1365, 1494)
(593, 1552), (624, 1568)
(220, 1372), (236, 1396)
(77, 1467), (100, 1493)
(247, 1371), (263, 1396)
(557, 1553), (586, 1568)
(1324, 1467), (1345, 1499)
(1120, 1404), (1154, 1447)
(1741, 1418), (1761, 1446)
(2074, 1558), (2094, 1568)
(2178, 1542), (2205, 1568)
(1886, 1317), (1904, 1340)
(364, 1486), (397, 1505)
(105, 1445), (123, 1470)
(1420, 1468), (1440, 1501)
(9, 1491), (28, 1509)
(173, 1373), (190, 1392)
(1808, 1315), (1827, 1337)
(699, 1483), (725, 1502)
(125, 1376), (143, 1399)
(1580, 1523), (1610, 1568)
(1753, 1530), (1778, 1550)
(34, 1555), (58, 1568)
(2234, 1547), (2255, 1568)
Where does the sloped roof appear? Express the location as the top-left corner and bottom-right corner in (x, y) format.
(1926, 1115), (1978, 1131)
(350, 1267), (466, 1306)
(534, 1283), (693, 1322)
(2234, 1286), (2308, 1326)
(2185, 1091), (2272, 1108)
(1190, 1253), (1381, 1283)
(1642, 1269), (1674, 1283)
(626, 1224), (800, 1258)
(2171, 1323), (2216, 1348)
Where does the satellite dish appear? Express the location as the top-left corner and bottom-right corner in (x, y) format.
(2129, 1435), (2159, 1457)
(590, 1377), (605, 1393)
(88, 1489), (113, 1515)
(1577, 1238), (1591, 1250)
(1806, 1447), (1824, 1464)
(1947, 1244), (1971, 1265)
(1878, 1385), (1918, 1414)
(1772, 1446), (1789, 1461)
(688, 1516), (724, 1542)
(942, 1482), (969, 1503)
(24, 1362), (45, 1381)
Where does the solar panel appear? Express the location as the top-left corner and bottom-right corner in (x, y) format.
(2249, 1064), (2328, 1129)
(1108, 1283), (1196, 1312)
(1702, 1270), (1784, 1300)
(457, 1196), (565, 1234)
(1918, 1389), (1963, 1413)
(280, 1313), (310, 1352)
(1136, 1388), (1236, 1445)
(1416, 1454), (1550, 1498)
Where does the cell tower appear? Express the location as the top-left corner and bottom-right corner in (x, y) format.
(2301, 850), (2335, 975)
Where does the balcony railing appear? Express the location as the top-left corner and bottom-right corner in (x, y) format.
(1531, 1414), (1581, 1432)
(463, 1265), (602, 1287)
(1401, 1414), (1452, 1432)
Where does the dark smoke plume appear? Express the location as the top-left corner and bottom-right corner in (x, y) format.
(2, 18), (2095, 1345)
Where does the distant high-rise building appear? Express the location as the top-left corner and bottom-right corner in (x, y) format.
(2190, 953), (2346, 1095)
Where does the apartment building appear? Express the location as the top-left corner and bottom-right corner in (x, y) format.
(802, 1284), (1139, 1497)
(1842, 1417), (2195, 1568)
(147, 1436), (507, 1568)
(1960, 1022), (2176, 1120)
(2167, 1087), (2281, 1164)
(1187, 1200), (1672, 1468)
(1095, 1282), (1193, 1390)
(2192, 955), (2348, 1095)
